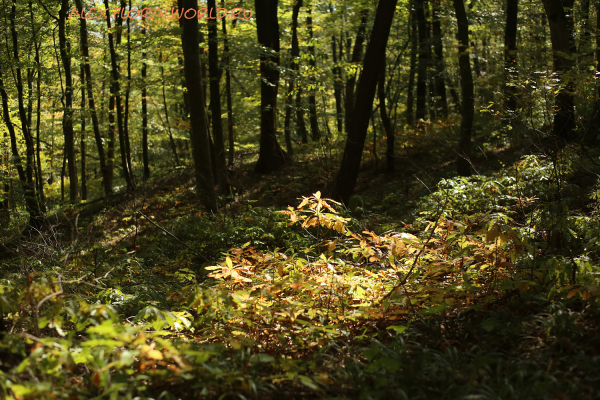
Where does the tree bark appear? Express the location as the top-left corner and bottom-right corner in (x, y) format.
(504, 0), (519, 120)
(307, 5), (320, 141)
(141, 17), (149, 180)
(291, 0), (308, 144)
(0, 71), (41, 225)
(333, 0), (399, 204)
(80, 64), (87, 201)
(431, 0), (448, 118)
(122, 0), (133, 181)
(179, 0), (218, 212)
(453, 0), (474, 176)
(160, 54), (181, 167)
(332, 34), (344, 133)
(254, 0), (288, 173)
(104, 0), (135, 192)
(415, 0), (428, 121)
(58, 0), (78, 201)
(344, 10), (369, 130)
(406, 4), (417, 126)
(378, 60), (394, 172)
(207, 0), (230, 193)
(29, 0), (46, 211)
(542, 0), (575, 140)
(222, 3), (236, 167)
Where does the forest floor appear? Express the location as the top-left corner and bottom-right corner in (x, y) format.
(1, 123), (600, 399)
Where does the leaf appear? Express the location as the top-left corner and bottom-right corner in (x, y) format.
(146, 349), (164, 360)
(386, 325), (408, 334)
(567, 288), (580, 299)
(226, 257), (233, 268)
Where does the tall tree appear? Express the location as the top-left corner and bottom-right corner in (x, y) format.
(58, 0), (78, 201)
(504, 0), (519, 122)
(453, 0), (474, 176)
(542, 0), (575, 140)
(344, 10), (369, 130)
(431, 0), (448, 118)
(207, 0), (230, 193)
(104, 0), (135, 192)
(222, 1), (236, 166)
(291, 0), (308, 144)
(80, 64), (87, 201)
(415, 0), (428, 121)
(307, 4), (321, 141)
(333, 0), (399, 204)
(378, 60), (394, 172)
(406, 3), (418, 126)
(254, 0), (288, 173)
(141, 15), (150, 180)
(331, 34), (344, 133)
(179, 0), (218, 212)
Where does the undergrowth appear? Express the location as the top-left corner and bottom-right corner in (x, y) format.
(1, 146), (600, 399)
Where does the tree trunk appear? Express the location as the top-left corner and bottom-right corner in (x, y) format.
(160, 55), (181, 166)
(291, 0), (308, 144)
(415, 0), (428, 121)
(254, 0), (288, 173)
(0, 71), (41, 225)
(123, 0), (134, 181)
(207, 0), (230, 193)
(542, 0), (576, 140)
(344, 10), (369, 130)
(58, 0), (78, 201)
(179, 0), (218, 212)
(431, 0), (448, 118)
(453, 0), (474, 176)
(80, 64), (87, 201)
(378, 60), (394, 172)
(29, 0), (46, 211)
(406, 4), (417, 126)
(141, 17), (149, 180)
(307, 6), (320, 141)
(76, 0), (112, 196)
(504, 0), (519, 121)
(587, 0), (600, 142)
(104, 0), (135, 192)
(332, 35), (344, 133)
(333, 0), (399, 204)
(222, 3), (236, 167)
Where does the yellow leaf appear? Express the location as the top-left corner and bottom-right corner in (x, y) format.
(226, 257), (233, 268)
(146, 349), (163, 360)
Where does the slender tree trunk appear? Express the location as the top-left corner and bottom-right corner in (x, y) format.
(123, 0), (133, 181)
(307, 6), (320, 141)
(0, 72), (41, 225)
(222, 3), (236, 166)
(284, 74), (295, 157)
(415, 0), (428, 121)
(345, 10), (369, 130)
(332, 35), (344, 133)
(58, 0), (78, 201)
(104, 0), (134, 192)
(207, 0), (230, 193)
(589, 0), (600, 143)
(11, 0), (41, 218)
(141, 19), (150, 180)
(378, 60), (394, 172)
(333, 0), (399, 204)
(291, 0), (308, 144)
(406, 4), (417, 126)
(431, 0), (448, 118)
(160, 54), (181, 166)
(179, 0), (218, 212)
(453, 0), (474, 176)
(29, 0), (45, 211)
(254, 0), (288, 173)
(80, 64), (87, 201)
(504, 0), (519, 122)
(542, 0), (576, 140)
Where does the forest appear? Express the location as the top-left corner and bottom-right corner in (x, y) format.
(1, 0), (600, 398)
